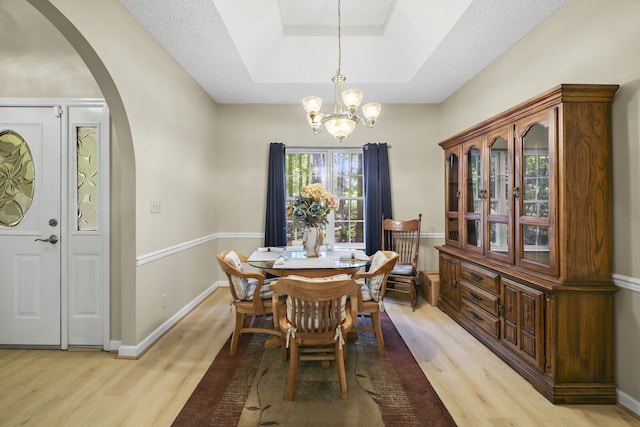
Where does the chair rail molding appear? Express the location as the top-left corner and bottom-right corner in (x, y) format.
(136, 232), (446, 267)
(612, 273), (640, 293)
(136, 232), (262, 266)
(422, 232), (445, 240)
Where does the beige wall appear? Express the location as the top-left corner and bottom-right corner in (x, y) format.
(15, 0), (221, 344)
(0, 0), (101, 97)
(439, 0), (640, 404)
(3, 0), (639, 409)
(214, 103), (443, 276)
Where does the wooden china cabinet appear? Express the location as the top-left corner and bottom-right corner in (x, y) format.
(436, 84), (619, 404)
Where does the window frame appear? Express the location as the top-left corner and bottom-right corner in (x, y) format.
(285, 147), (365, 249)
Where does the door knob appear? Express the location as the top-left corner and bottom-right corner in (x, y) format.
(35, 235), (59, 244)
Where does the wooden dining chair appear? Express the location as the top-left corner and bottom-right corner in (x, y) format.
(351, 250), (398, 355)
(216, 250), (284, 357)
(382, 214), (422, 310)
(269, 274), (360, 400)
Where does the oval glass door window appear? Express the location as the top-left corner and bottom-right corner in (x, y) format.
(0, 130), (35, 227)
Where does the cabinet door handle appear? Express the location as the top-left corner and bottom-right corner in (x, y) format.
(470, 272), (483, 281)
(513, 187), (520, 198)
(470, 311), (483, 322)
(456, 191), (461, 199)
(470, 292), (482, 302)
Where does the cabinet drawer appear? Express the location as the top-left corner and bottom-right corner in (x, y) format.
(461, 282), (499, 316)
(461, 300), (499, 338)
(461, 262), (499, 294)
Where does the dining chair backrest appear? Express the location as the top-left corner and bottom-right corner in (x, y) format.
(381, 215), (422, 310)
(271, 274), (360, 334)
(216, 250), (252, 302)
(269, 274), (360, 400)
(352, 250), (398, 355)
(215, 250), (282, 356)
(355, 250), (399, 303)
(382, 214), (422, 274)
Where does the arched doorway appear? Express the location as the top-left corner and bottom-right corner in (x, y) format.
(17, 0), (138, 349)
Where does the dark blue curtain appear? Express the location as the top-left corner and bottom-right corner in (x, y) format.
(363, 143), (392, 255)
(264, 142), (287, 247)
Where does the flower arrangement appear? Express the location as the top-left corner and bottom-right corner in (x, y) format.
(286, 183), (338, 227)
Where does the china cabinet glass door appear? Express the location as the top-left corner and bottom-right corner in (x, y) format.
(515, 109), (556, 275)
(445, 147), (461, 246)
(485, 126), (514, 263)
(463, 138), (484, 254)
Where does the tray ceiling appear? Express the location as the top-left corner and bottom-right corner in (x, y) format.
(119, 0), (565, 104)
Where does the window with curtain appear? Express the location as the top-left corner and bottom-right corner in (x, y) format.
(285, 148), (365, 248)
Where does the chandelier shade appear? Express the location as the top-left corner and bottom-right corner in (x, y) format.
(362, 102), (382, 124)
(342, 89), (363, 112)
(301, 0), (381, 141)
(325, 117), (356, 140)
(302, 96), (322, 114)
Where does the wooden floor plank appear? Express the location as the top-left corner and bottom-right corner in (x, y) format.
(0, 288), (637, 427)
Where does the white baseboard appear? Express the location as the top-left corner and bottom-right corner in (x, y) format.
(618, 389), (640, 417)
(117, 282), (223, 358)
(612, 273), (640, 416)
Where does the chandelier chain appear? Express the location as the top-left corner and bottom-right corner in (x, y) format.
(301, 0), (381, 141)
(337, 0), (342, 75)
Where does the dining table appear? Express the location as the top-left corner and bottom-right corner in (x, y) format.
(248, 245), (370, 350)
(247, 245), (370, 278)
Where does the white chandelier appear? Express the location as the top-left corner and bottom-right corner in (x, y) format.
(302, 0), (381, 142)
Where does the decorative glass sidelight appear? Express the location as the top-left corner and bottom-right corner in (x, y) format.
(77, 126), (98, 231)
(0, 130), (35, 227)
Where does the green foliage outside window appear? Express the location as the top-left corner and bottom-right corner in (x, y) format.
(285, 149), (364, 247)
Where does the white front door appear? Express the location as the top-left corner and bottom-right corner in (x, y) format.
(0, 106), (62, 346)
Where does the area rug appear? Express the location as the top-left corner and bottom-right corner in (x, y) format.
(172, 312), (456, 426)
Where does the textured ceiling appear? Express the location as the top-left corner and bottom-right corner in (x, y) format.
(119, 0), (565, 104)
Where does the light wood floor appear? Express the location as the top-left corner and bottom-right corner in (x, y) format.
(0, 288), (638, 427)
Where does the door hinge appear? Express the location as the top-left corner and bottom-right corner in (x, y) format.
(53, 106), (62, 117)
